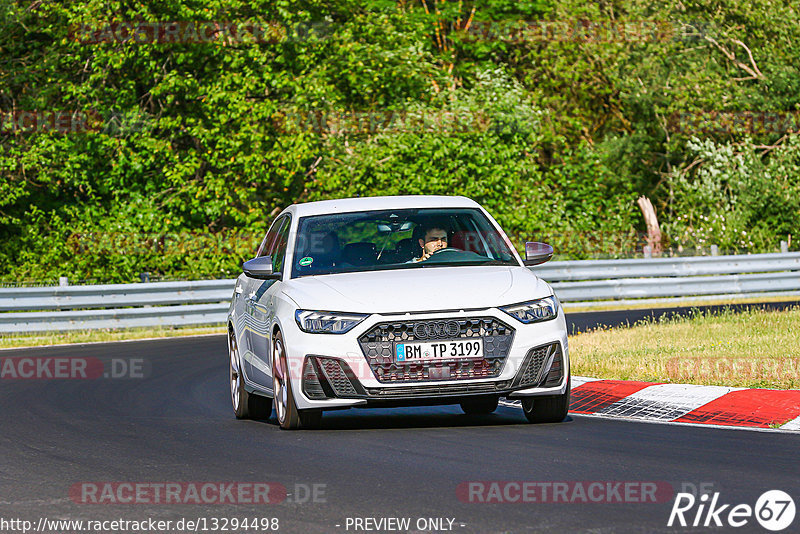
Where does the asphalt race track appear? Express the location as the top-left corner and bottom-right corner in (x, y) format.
(1, 334), (798, 534)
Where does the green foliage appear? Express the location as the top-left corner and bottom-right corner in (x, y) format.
(304, 66), (637, 258)
(663, 135), (800, 253)
(1, 0), (799, 282)
(306, 66), (546, 222)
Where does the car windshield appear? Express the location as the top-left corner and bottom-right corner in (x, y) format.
(291, 208), (519, 278)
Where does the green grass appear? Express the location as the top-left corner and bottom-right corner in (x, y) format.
(0, 325), (226, 349)
(569, 306), (800, 389)
(565, 294), (800, 313)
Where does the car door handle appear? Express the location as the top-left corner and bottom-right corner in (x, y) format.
(235, 286), (243, 294)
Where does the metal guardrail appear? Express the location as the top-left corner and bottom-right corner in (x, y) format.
(531, 252), (800, 303)
(550, 271), (800, 302)
(1, 252), (798, 333)
(0, 280), (234, 333)
(532, 252), (800, 281)
(0, 304), (228, 333)
(0, 280), (233, 312)
(0, 279), (235, 333)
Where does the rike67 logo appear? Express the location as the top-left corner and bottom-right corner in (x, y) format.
(668, 490), (796, 531)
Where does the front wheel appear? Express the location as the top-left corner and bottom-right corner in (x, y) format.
(229, 328), (250, 419)
(229, 328), (271, 420)
(521, 379), (570, 424)
(272, 330), (322, 430)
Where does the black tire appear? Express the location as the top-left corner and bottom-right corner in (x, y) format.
(521, 379), (571, 424)
(247, 393), (273, 420)
(230, 327), (273, 420)
(460, 396), (499, 415)
(272, 330), (322, 430)
(229, 327), (251, 419)
(299, 409), (323, 429)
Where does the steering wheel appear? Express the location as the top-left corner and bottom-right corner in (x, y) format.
(431, 247), (463, 254)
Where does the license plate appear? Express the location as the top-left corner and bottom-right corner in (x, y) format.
(395, 339), (484, 362)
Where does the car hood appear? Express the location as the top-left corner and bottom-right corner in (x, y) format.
(282, 266), (552, 314)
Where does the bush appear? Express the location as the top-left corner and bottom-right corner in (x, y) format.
(662, 135), (800, 253)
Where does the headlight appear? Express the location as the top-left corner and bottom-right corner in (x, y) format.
(500, 296), (558, 324)
(295, 310), (368, 334)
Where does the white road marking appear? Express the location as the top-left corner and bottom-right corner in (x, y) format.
(597, 383), (745, 420)
(781, 414), (800, 431)
(570, 375), (601, 388)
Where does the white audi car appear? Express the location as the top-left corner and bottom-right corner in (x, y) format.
(227, 196), (569, 429)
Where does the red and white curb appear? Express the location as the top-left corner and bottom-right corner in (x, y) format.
(502, 376), (800, 431)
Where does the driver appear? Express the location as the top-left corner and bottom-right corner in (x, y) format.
(409, 225), (448, 262)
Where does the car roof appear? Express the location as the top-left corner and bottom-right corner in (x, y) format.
(286, 195), (482, 218)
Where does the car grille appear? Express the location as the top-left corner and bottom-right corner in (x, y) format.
(512, 342), (561, 388)
(366, 380), (512, 398)
(318, 358), (359, 397)
(302, 358), (326, 400)
(302, 356), (364, 399)
(358, 317), (515, 383)
(542, 347), (564, 387)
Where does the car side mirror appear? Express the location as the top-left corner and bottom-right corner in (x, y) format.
(523, 242), (553, 266)
(242, 256), (281, 280)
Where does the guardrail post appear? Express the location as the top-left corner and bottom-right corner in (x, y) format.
(59, 276), (68, 287)
(643, 245), (652, 259)
(781, 241), (789, 253)
(711, 245), (719, 256)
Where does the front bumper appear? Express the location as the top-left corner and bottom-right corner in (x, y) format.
(281, 307), (569, 410)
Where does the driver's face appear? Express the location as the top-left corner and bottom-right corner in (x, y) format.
(420, 229), (447, 255)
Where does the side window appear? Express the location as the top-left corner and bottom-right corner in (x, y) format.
(257, 216), (287, 258)
(270, 217), (291, 275)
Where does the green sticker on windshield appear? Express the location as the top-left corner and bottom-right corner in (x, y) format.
(299, 256), (314, 266)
